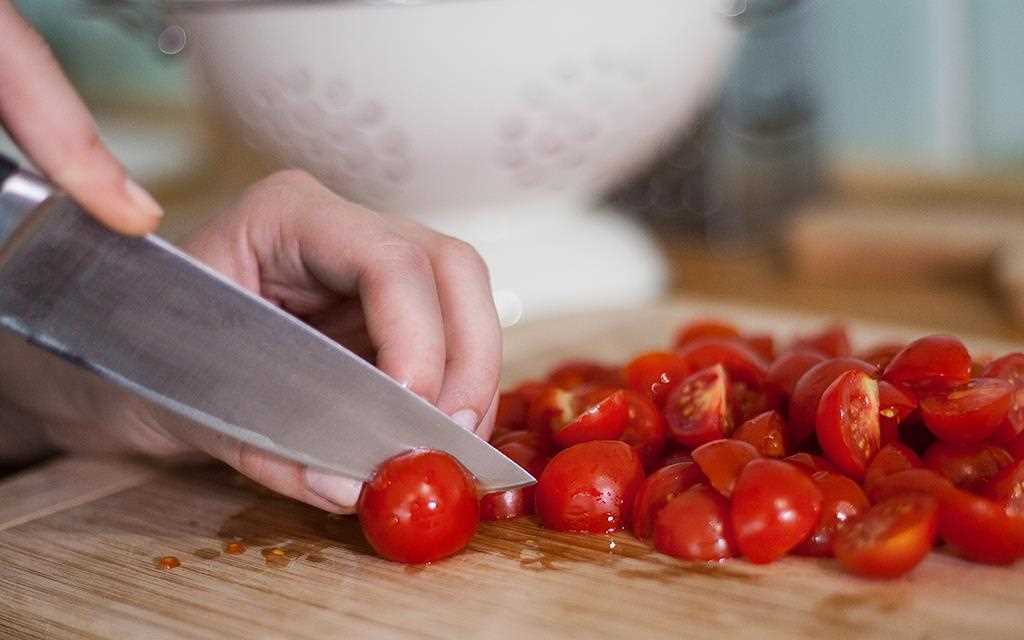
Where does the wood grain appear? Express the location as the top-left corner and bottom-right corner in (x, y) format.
(2, 300), (1023, 639)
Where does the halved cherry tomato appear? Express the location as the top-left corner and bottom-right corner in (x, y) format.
(856, 342), (907, 371)
(788, 358), (876, 446)
(493, 381), (547, 437)
(677, 338), (768, 387)
(922, 441), (1014, 488)
(784, 452), (837, 475)
(1008, 431), (1024, 461)
(619, 390), (668, 470)
(833, 493), (938, 579)
(659, 450), (694, 468)
(733, 410), (788, 458)
(865, 468), (953, 504)
(877, 381), (918, 445)
(358, 450), (479, 564)
(796, 471), (871, 557)
(729, 380), (779, 426)
(936, 487), (1024, 564)
(534, 440), (645, 533)
(547, 360), (622, 390)
(982, 353), (1024, 442)
(730, 459), (823, 563)
(816, 370), (880, 481)
(882, 335), (971, 394)
(664, 364), (732, 449)
(864, 443), (923, 494)
(528, 386), (629, 449)
(792, 324), (852, 359)
(490, 429), (549, 453)
(623, 351), (690, 408)
(631, 461), (705, 539)
(479, 442), (548, 521)
(920, 378), (1012, 444)
(691, 439), (760, 497)
(744, 333), (776, 362)
(654, 484), (737, 561)
(981, 459), (1024, 516)
(765, 349), (827, 403)
(674, 319), (740, 349)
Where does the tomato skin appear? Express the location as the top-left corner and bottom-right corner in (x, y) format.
(664, 364), (733, 449)
(479, 442), (548, 521)
(733, 410), (788, 458)
(784, 452), (837, 475)
(744, 334), (776, 362)
(730, 459), (823, 563)
(981, 353), (1024, 443)
(788, 358), (876, 447)
(866, 469), (954, 504)
(919, 378), (1012, 444)
(1008, 431), (1024, 461)
(882, 335), (972, 394)
(619, 390), (668, 470)
(527, 386), (629, 449)
(816, 370), (881, 481)
(981, 459), (1024, 515)
(765, 349), (827, 403)
(674, 319), (740, 349)
(677, 338), (769, 387)
(691, 439), (760, 498)
(631, 461), (705, 539)
(922, 441), (1014, 489)
(547, 360), (621, 390)
(534, 440), (645, 534)
(864, 443), (923, 494)
(878, 381), (918, 445)
(795, 471), (870, 557)
(493, 381), (547, 437)
(834, 493), (938, 579)
(623, 351), (690, 408)
(936, 487), (1024, 564)
(358, 450), (479, 564)
(490, 429), (549, 453)
(654, 484), (737, 561)
(792, 324), (852, 359)
(856, 343), (907, 371)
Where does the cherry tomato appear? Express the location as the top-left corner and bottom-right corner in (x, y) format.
(792, 324), (852, 359)
(882, 335), (971, 394)
(528, 386), (629, 449)
(919, 378), (1012, 444)
(534, 440), (645, 533)
(981, 353), (1024, 442)
(664, 364), (732, 449)
(816, 370), (880, 481)
(744, 333), (776, 362)
(981, 459), (1024, 516)
(659, 450), (694, 468)
(490, 429), (549, 453)
(674, 319), (740, 349)
(691, 439), (760, 497)
(877, 381), (918, 445)
(623, 351), (690, 408)
(765, 349), (827, 402)
(677, 337), (768, 387)
(788, 358), (876, 446)
(479, 442), (548, 521)
(729, 380), (779, 426)
(866, 468), (953, 504)
(631, 461), (705, 539)
(922, 441), (1014, 488)
(732, 410), (788, 458)
(358, 450), (479, 564)
(834, 493), (938, 579)
(856, 342), (907, 371)
(654, 484), (737, 562)
(730, 459), (823, 563)
(493, 381), (547, 437)
(784, 452), (837, 475)
(796, 471), (871, 557)
(1008, 431), (1024, 461)
(547, 360), (622, 390)
(936, 487), (1024, 564)
(619, 390), (668, 469)
(863, 443), (923, 494)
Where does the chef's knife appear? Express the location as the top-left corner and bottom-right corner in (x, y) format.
(0, 155), (533, 492)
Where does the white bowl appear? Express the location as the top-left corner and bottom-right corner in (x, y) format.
(173, 0), (737, 322)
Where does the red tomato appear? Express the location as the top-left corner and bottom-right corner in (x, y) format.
(864, 443), (923, 494)
(733, 410), (788, 458)
(765, 349), (827, 402)
(784, 452), (837, 475)
(730, 459), (823, 563)
(631, 461), (705, 539)
(659, 450), (694, 467)
(936, 487), (1024, 564)
(619, 390), (668, 469)
(664, 364), (733, 449)
(1008, 431), (1024, 461)
(816, 370), (880, 481)
(866, 468), (954, 504)
(691, 439), (760, 497)
(856, 343), (907, 371)
(981, 459), (1024, 516)
(877, 381), (918, 445)
(788, 358), (876, 446)
(882, 335), (971, 394)
(981, 353), (1024, 442)
(922, 441), (1014, 488)
(677, 337), (768, 387)
(796, 471), (871, 557)
(490, 429), (549, 453)
(744, 333), (776, 362)
(834, 493), (938, 579)
(357, 450), (479, 564)
(479, 442), (548, 521)
(528, 386), (629, 449)
(534, 440), (645, 533)
(547, 360), (621, 390)
(919, 378), (1012, 444)
(493, 381), (546, 436)
(623, 351), (690, 408)
(654, 484), (737, 561)
(792, 324), (852, 359)
(729, 380), (779, 426)
(674, 319), (740, 349)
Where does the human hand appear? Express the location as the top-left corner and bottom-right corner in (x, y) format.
(0, 1), (162, 234)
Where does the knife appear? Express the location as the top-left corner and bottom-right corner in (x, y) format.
(0, 155), (533, 493)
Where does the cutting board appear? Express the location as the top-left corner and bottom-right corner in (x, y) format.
(2, 298), (1023, 640)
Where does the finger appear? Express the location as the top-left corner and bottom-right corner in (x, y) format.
(475, 388), (500, 443)
(0, 2), (162, 235)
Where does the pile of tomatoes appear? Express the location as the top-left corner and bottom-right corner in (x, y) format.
(358, 319), (1024, 577)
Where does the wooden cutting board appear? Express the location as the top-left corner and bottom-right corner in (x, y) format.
(2, 298), (1022, 640)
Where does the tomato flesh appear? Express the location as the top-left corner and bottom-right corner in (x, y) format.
(920, 378), (1012, 444)
(664, 364), (732, 449)
(816, 370), (881, 481)
(796, 471), (871, 557)
(691, 439), (760, 498)
(654, 484), (737, 561)
(922, 441), (1014, 489)
(733, 410), (788, 458)
(624, 351), (690, 408)
(834, 493), (938, 579)
(788, 358), (876, 447)
(882, 335), (971, 394)
(981, 353), (1024, 442)
(877, 381), (918, 445)
(619, 390), (668, 469)
(358, 450), (479, 564)
(529, 386), (629, 449)
(631, 461), (705, 539)
(479, 442), (548, 521)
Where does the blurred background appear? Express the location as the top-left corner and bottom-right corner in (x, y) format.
(6, 0), (1024, 339)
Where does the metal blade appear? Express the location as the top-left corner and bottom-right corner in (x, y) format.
(0, 194), (533, 492)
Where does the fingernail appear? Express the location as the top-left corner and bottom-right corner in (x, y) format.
(124, 177), (164, 218)
(304, 467), (362, 512)
(450, 408), (479, 432)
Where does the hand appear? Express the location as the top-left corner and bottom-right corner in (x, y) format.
(0, 1), (162, 235)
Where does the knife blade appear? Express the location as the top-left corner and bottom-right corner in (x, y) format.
(0, 164), (533, 493)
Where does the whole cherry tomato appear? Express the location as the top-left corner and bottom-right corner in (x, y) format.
(631, 461), (705, 539)
(674, 319), (740, 349)
(677, 338), (768, 387)
(795, 471), (870, 557)
(730, 459), (823, 563)
(619, 390), (668, 469)
(479, 442), (548, 521)
(691, 439), (760, 498)
(358, 450), (479, 564)
(623, 351), (690, 408)
(863, 443), (923, 494)
(535, 440), (645, 533)
(877, 381), (918, 445)
(788, 358), (876, 446)
(882, 335), (971, 394)
(919, 378), (1012, 444)
(654, 484), (737, 561)
(816, 370), (880, 481)
(664, 364), (732, 449)
(732, 410), (788, 458)
(791, 324), (852, 359)
(834, 493), (938, 579)
(922, 441), (1014, 488)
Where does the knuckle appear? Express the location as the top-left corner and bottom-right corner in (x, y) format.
(441, 237), (489, 277)
(374, 236), (432, 274)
